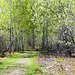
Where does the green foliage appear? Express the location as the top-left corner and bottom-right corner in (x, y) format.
(56, 59), (63, 63)
(0, 0), (75, 53)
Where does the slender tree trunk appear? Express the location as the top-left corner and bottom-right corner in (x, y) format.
(50, 37), (53, 50)
(17, 25), (20, 52)
(15, 28), (17, 51)
(42, 24), (45, 50)
(31, 29), (35, 48)
(18, 35), (20, 52)
(9, 28), (11, 54)
(21, 30), (24, 51)
(9, 0), (12, 54)
(12, 27), (14, 53)
(46, 23), (49, 52)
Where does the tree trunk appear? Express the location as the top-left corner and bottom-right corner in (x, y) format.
(21, 30), (24, 51)
(9, 0), (12, 54)
(15, 28), (17, 51)
(46, 23), (49, 52)
(31, 29), (35, 48)
(9, 28), (11, 54)
(12, 27), (14, 53)
(42, 24), (45, 50)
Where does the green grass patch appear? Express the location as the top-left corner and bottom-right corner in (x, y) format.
(0, 52), (27, 71)
(9, 53), (25, 58)
(0, 59), (3, 64)
(23, 57), (43, 75)
(19, 51), (27, 53)
(0, 58), (20, 70)
(56, 59), (63, 63)
(50, 63), (53, 66)
(0, 51), (40, 75)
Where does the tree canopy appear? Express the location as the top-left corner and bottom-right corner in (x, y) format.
(0, 0), (75, 56)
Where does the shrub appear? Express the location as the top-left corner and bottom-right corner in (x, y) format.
(0, 30), (9, 54)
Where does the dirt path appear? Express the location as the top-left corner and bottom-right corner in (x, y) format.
(1, 58), (30, 75)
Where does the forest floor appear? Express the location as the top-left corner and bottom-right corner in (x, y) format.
(36, 52), (75, 75)
(0, 51), (75, 75)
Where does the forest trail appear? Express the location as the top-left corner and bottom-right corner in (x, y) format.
(0, 51), (36, 75)
(1, 58), (30, 75)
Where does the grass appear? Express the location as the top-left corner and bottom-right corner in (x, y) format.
(0, 58), (4, 64)
(50, 63), (53, 66)
(0, 51), (42, 75)
(23, 57), (43, 75)
(0, 58), (20, 70)
(56, 59), (63, 63)
(21, 52), (43, 75)
(0, 52), (27, 71)
(56, 58), (64, 63)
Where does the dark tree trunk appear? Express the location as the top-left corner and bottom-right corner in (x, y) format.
(9, 0), (12, 54)
(12, 27), (14, 53)
(9, 28), (11, 54)
(46, 23), (49, 52)
(15, 28), (17, 51)
(31, 29), (35, 48)
(42, 24), (45, 50)
(21, 30), (24, 51)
